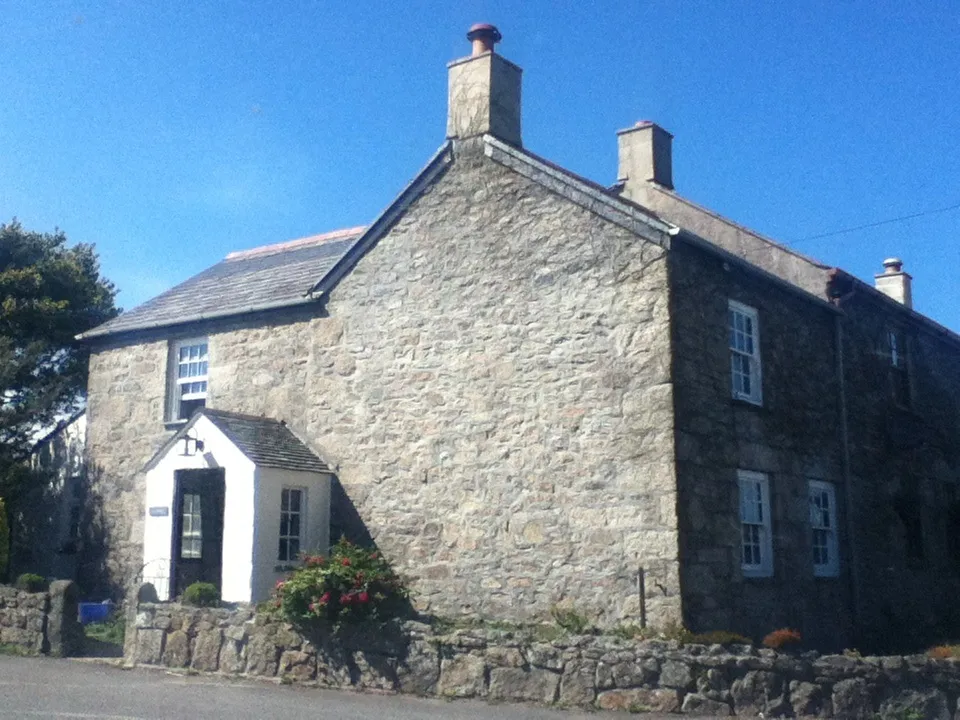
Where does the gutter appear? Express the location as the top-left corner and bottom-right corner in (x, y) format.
(834, 312), (862, 639)
(76, 295), (321, 342)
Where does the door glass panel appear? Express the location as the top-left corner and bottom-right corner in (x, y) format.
(181, 492), (202, 559)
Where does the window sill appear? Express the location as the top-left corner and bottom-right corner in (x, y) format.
(164, 419), (189, 431)
(274, 564), (301, 573)
(731, 397), (764, 411)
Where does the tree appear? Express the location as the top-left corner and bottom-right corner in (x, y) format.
(0, 220), (118, 501)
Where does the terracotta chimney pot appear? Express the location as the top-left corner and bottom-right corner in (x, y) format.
(467, 23), (502, 56)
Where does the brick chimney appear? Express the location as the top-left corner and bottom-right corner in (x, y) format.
(874, 258), (913, 308)
(616, 121), (674, 198)
(447, 24), (522, 147)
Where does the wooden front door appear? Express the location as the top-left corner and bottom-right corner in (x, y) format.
(172, 468), (225, 597)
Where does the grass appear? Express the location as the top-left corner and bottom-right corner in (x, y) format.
(428, 613), (756, 648)
(84, 616), (126, 646)
(83, 614), (126, 657)
(549, 606), (591, 635)
(0, 642), (34, 656)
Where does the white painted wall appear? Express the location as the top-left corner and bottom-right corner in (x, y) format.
(251, 468), (331, 603)
(142, 415), (255, 601)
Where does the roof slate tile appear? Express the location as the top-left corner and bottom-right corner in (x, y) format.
(82, 229), (364, 338)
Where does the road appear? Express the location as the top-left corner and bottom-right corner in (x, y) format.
(0, 655), (685, 719)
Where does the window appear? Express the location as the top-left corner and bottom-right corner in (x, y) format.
(180, 493), (202, 559)
(278, 487), (304, 562)
(887, 328), (910, 407)
(169, 338), (208, 421)
(738, 470), (773, 577)
(809, 481), (839, 577)
(729, 301), (762, 405)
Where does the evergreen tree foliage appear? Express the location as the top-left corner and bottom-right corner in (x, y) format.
(0, 220), (117, 501)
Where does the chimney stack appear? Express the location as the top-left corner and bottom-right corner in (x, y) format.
(874, 258), (913, 308)
(616, 121), (674, 199)
(447, 24), (522, 147)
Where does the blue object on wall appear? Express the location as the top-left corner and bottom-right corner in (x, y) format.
(78, 601), (114, 625)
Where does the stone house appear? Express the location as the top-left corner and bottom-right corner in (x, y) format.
(10, 411), (87, 583)
(77, 25), (960, 652)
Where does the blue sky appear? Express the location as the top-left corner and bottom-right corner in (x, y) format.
(2, 1), (958, 330)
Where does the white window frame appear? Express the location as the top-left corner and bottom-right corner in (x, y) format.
(887, 328), (911, 407)
(729, 300), (762, 405)
(278, 487), (306, 563)
(809, 480), (839, 577)
(168, 337), (209, 422)
(738, 470), (773, 577)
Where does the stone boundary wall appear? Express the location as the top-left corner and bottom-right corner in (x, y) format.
(131, 602), (960, 719)
(0, 580), (82, 656)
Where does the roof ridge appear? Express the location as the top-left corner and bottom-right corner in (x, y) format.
(646, 183), (831, 271)
(225, 226), (367, 261)
(201, 407), (283, 423)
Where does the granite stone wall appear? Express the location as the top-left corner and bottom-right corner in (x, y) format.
(130, 601), (960, 719)
(669, 240), (852, 650)
(86, 141), (680, 625)
(0, 580), (82, 656)
(836, 289), (960, 652)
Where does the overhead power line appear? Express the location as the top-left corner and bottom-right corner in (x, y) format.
(791, 201), (960, 244)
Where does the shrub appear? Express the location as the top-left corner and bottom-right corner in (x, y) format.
(550, 605), (591, 634)
(928, 645), (960, 659)
(273, 538), (408, 628)
(182, 582), (220, 607)
(660, 620), (696, 644)
(14, 573), (45, 593)
(762, 627), (802, 650)
(610, 623), (650, 641)
(689, 630), (752, 646)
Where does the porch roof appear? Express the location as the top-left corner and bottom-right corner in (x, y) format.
(147, 408), (331, 474)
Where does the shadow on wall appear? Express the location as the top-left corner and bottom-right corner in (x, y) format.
(73, 464), (123, 602)
(329, 477), (374, 548)
(323, 477), (417, 622)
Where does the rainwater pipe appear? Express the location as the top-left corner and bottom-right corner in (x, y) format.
(829, 270), (863, 635)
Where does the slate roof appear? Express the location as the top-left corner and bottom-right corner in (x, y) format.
(80, 227), (365, 339)
(200, 408), (330, 474)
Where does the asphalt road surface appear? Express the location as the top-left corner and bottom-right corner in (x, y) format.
(0, 655), (689, 720)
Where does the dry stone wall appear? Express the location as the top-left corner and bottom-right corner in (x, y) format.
(132, 601), (960, 719)
(0, 581), (82, 656)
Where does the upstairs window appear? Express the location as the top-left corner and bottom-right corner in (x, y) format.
(887, 328), (910, 407)
(739, 470), (773, 577)
(809, 481), (839, 577)
(169, 338), (208, 422)
(729, 301), (762, 405)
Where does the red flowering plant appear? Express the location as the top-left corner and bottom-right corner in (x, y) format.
(272, 538), (408, 627)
